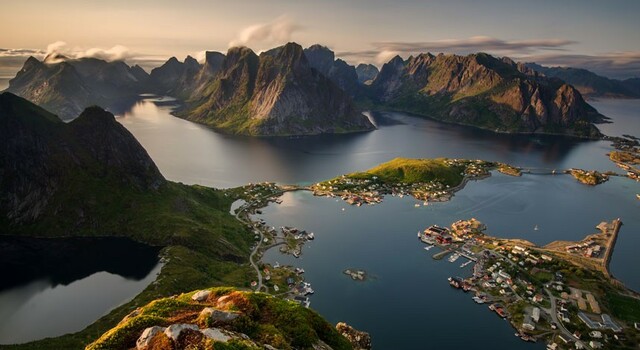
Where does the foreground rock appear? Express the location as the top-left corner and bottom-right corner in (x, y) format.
(88, 287), (364, 350)
(336, 323), (372, 350)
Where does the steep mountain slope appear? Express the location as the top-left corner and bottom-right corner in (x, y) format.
(5, 57), (148, 120)
(149, 56), (201, 99)
(0, 92), (259, 348)
(181, 43), (374, 136)
(371, 53), (604, 138)
(526, 62), (640, 98)
(304, 44), (361, 96)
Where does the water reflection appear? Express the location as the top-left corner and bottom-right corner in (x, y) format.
(116, 96), (618, 188)
(0, 237), (161, 344)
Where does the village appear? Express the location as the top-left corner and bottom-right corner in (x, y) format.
(310, 159), (499, 207)
(230, 182), (640, 349)
(417, 218), (639, 350)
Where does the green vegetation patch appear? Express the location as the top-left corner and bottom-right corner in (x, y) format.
(605, 293), (640, 323)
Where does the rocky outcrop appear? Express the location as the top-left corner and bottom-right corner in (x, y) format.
(371, 52), (604, 138)
(336, 322), (372, 350)
(181, 42), (374, 136)
(5, 56), (148, 120)
(355, 64), (379, 84)
(90, 288), (363, 350)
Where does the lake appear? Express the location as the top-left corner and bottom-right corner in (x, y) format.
(0, 237), (161, 345)
(113, 96), (639, 349)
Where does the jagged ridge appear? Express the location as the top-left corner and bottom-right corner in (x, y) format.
(371, 52), (605, 138)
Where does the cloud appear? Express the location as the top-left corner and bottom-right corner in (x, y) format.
(229, 15), (302, 49)
(337, 36), (577, 65)
(0, 47), (44, 57)
(44, 41), (134, 62)
(518, 52), (640, 79)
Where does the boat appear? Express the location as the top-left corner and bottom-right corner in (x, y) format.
(534, 225), (539, 231)
(273, 262), (280, 268)
(414, 203), (421, 207)
(473, 296), (485, 304)
(423, 201), (429, 206)
(424, 245), (433, 251)
(460, 260), (473, 268)
(417, 231), (421, 238)
(636, 194), (640, 200)
(307, 232), (315, 240)
(448, 253), (460, 263)
(293, 251), (300, 258)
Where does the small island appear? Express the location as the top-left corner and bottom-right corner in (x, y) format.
(343, 269), (367, 281)
(569, 169), (610, 186)
(311, 157), (500, 206)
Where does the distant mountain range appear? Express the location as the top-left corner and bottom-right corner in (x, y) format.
(370, 53), (604, 138)
(3, 43), (624, 138)
(5, 54), (148, 120)
(525, 63), (640, 99)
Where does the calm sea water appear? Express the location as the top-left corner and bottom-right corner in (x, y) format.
(0, 237), (161, 344)
(114, 97), (639, 349)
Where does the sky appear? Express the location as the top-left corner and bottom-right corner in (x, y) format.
(1, 0), (639, 79)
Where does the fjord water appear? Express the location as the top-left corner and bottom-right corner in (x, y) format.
(114, 97), (640, 349)
(0, 237), (161, 344)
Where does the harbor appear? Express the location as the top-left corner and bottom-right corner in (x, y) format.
(417, 219), (635, 350)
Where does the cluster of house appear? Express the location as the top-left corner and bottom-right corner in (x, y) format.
(443, 158), (492, 178)
(565, 240), (603, 258)
(423, 225), (453, 245)
(450, 218), (487, 240)
(503, 245), (554, 267)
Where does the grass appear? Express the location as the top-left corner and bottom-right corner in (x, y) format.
(350, 157), (466, 187)
(605, 293), (640, 323)
(85, 288), (353, 350)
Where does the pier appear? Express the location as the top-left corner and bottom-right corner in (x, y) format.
(603, 218), (623, 279)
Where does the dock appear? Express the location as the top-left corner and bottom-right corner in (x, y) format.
(603, 218), (623, 279)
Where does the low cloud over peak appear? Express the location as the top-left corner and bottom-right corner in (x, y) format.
(228, 15), (302, 50)
(43, 41), (134, 63)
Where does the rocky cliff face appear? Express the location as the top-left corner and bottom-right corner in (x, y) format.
(0, 92), (163, 224)
(355, 64), (379, 84)
(304, 44), (361, 96)
(371, 52), (604, 137)
(149, 56), (203, 98)
(5, 57), (148, 120)
(182, 43), (374, 136)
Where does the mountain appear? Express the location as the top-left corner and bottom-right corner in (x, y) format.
(525, 62), (640, 98)
(149, 56), (201, 98)
(5, 56), (148, 120)
(371, 53), (605, 138)
(304, 44), (361, 96)
(0, 92), (261, 348)
(356, 63), (379, 84)
(180, 42), (375, 136)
